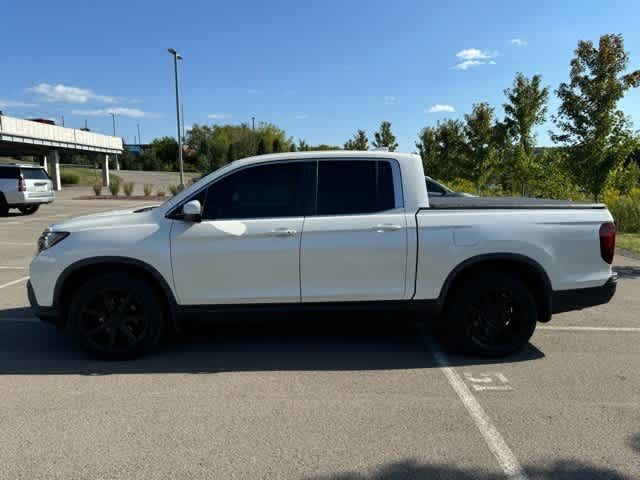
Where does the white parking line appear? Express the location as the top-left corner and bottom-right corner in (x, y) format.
(425, 337), (528, 480)
(538, 325), (640, 333)
(0, 241), (35, 246)
(0, 266), (27, 269)
(0, 276), (29, 289)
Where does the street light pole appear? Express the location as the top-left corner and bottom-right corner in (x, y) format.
(111, 113), (119, 171)
(168, 48), (184, 187)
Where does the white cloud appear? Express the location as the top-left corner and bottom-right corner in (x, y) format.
(453, 48), (498, 70)
(453, 60), (484, 70)
(71, 107), (158, 119)
(456, 48), (492, 61)
(31, 83), (117, 104)
(0, 99), (36, 108)
(510, 38), (528, 47)
(207, 113), (231, 119)
(247, 89), (260, 94)
(294, 114), (310, 120)
(384, 95), (397, 105)
(427, 104), (455, 114)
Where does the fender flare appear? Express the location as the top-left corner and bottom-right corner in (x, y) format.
(53, 256), (179, 328)
(436, 252), (553, 322)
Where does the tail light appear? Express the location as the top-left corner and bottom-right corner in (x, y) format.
(18, 173), (26, 192)
(599, 222), (616, 264)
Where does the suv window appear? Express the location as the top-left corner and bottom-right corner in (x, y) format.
(0, 166), (20, 179)
(316, 160), (396, 215)
(201, 161), (313, 220)
(20, 168), (49, 180)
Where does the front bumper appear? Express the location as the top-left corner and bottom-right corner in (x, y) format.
(551, 273), (617, 314)
(27, 280), (60, 325)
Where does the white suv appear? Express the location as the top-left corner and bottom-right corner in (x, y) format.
(0, 164), (54, 215)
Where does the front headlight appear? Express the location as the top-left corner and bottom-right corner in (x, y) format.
(37, 229), (70, 253)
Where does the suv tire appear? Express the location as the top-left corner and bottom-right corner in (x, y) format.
(69, 273), (165, 359)
(443, 272), (537, 357)
(0, 194), (8, 216)
(18, 205), (39, 215)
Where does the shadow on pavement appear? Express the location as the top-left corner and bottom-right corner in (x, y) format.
(628, 433), (640, 454)
(303, 458), (630, 480)
(613, 265), (640, 280)
(0, 311), (544, 375)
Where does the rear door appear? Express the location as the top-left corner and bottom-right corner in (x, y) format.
(300, 159), (408, 302)
(20, 167), (51, 195)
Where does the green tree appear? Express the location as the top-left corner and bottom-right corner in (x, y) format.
(553, 34), (640, 200)
(373, 121), (398, 151)
(503, 73), (550, 193)
(415, 126), (440, 177)
(464, 103), (497, 191)
(344, 130), (369, 150)
(297, 139), (310, 151)
(257, 138), (267, 155)
(149, 137), (179, 170)
(272, 138), (282, 153)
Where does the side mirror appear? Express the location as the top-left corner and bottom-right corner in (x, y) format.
(182, 199), (202, 222)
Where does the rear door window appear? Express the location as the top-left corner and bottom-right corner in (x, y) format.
(0, 167), (19, 179)
(315, 160), (397, 215)
(20, 168), (50, 180)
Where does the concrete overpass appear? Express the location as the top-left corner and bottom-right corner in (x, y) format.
(0, 114), (123, 190)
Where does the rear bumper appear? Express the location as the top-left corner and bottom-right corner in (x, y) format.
(551, 274), (617, 314)
(27, 280), (60, 325)
(7, 191), (55, 206)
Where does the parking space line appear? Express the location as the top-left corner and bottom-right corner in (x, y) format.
(0, 241), (35, 246)
(0, 276), (29, 289)
(538, 325), (640, 332)
(425, 337), (528, 480)
(0, 266), (28, 269)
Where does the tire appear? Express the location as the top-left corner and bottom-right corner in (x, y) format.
(69, 273), (165, 359)
(0, 194), (8, 216)
(18, 205), (39, 215)
(442, 272), (537, 357)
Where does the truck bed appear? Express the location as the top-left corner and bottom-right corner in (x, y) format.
(427, 195), (605, 210)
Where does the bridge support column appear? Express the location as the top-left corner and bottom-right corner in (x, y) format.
(40, 154), (48, 173)
(49, 150), (61, 191)
(102, 154), (110, 188)
(114, 154), (120, 171)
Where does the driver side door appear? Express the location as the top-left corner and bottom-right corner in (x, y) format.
(170, 161), (314, 305)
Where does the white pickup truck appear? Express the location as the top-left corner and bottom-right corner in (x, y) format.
(28, 151), (617, 358)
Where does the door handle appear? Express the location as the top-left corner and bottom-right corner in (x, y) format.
(371, 224), (402, 232)
(269, 228), (297, 237)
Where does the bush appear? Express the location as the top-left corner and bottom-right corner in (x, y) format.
(156, 187), (166, 197)
(143, 184), (153, 197)
(92, 182), (102, 196)
(604, 188), (640, 233)
(168, 184), (184, 195)
(123, 182), (135, 196)
(108, 179), (121, 196)
(60, 172), (80, 185)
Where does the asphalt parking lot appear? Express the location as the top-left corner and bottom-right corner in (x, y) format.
(0, 191), (638, 480)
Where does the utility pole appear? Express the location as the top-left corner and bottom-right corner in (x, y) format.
(168, 48), (185, 187)
(137, 123), (141, 144)
(252, 116), (255, 131)
(61, 115), (64, 127)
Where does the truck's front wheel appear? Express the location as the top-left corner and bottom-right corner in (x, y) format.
(443, 272), (537, 357)
(69, 273), (165, 359)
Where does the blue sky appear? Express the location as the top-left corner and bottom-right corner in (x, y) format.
(2, 0), (640, 151)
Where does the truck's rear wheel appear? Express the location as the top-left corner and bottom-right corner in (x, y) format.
(69, 273), (165, 359)
(443, 272), (537, 357)
(18, 205), (39, 215)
